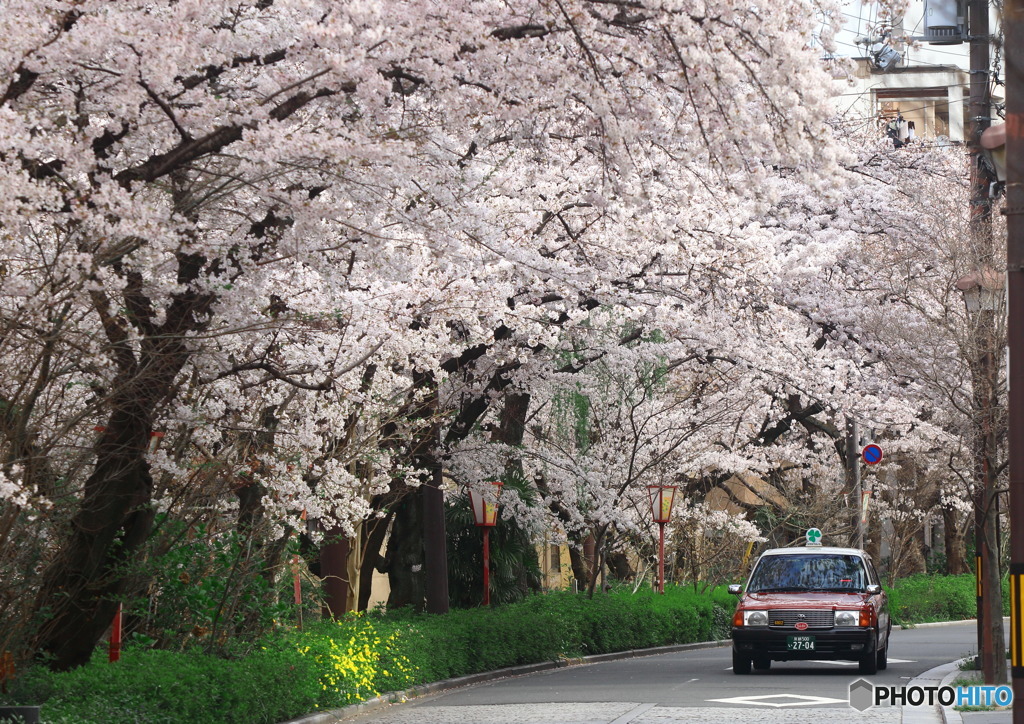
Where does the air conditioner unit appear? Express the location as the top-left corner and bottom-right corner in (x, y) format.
(923, 0), (964, 44)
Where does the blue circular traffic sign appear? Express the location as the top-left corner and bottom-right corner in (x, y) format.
(862, 444), (883, 465)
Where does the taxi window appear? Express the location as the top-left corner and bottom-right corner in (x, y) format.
(747, 554), (868, 592)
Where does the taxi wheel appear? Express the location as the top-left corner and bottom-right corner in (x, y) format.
(876, 643), (888, 670)
(732, 649), (752, 675)
(859, 649), (879, 675)
(753, 657), (771, 670)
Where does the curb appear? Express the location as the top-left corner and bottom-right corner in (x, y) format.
(937, 658), (972, 724)
(897, 617), (1010, 631)
(898, 620), (978, 630)
(280, 638), (731, 723)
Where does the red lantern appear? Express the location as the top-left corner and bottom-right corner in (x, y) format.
(648, 485), (677, 524)
(647, 485), (678, 593)
(467, 482), (503, 605)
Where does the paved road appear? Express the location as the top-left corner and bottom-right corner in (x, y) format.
(341, 621), (993, 723)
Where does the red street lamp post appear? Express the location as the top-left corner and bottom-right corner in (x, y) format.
(647, 485), (678, 594)
(468, 481), (503, 606)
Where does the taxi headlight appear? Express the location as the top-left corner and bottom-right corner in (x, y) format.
(743, 610), (769, 627)
(835, 610), (860, 627)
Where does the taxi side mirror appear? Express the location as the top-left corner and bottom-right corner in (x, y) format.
(865, 584), (881, 595)
(728, 584), (742, 595)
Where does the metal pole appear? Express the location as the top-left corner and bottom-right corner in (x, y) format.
(1004, 0), (1024, 715)
(482, 527), (491, 606)
(658, 522), (666, 594)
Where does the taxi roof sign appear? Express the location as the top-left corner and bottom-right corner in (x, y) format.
(805, 528), (823, 546)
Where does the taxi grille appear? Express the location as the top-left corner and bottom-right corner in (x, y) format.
(767, 610), (834, 629)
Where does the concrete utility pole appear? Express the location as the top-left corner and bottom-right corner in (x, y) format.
(846, 419), (864, 548)
(1004, 0), (1024, 717)
(967, 0), (1006, 685)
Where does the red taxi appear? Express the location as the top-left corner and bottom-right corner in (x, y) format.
(729, 544), (890, 675)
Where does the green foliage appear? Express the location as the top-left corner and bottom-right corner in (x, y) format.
(296, 615), (416, 708)
(125, 520), (298, 655)
(4, 585), (736, 722)
(4, 643), (320, 724)
(885, 573), (1009, 626)
(445, 490), (541, 608)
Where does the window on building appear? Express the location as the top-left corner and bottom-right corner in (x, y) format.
(875, 87), (964, 142)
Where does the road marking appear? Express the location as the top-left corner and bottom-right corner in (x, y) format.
(729, 657), (915, 671)
(708, 694), (848, 707)
(804, 658), (915, 666)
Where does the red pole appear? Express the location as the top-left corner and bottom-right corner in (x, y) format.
(292, 555), (303, 630)
(292, 556), (302, 606)
(109, 603), (122, 663)
(483, 527), (491, 606)
(658, 522), (666, 594)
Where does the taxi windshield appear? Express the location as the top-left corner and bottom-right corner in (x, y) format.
(747, 553), (867, 593)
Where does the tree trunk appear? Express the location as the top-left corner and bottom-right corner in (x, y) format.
(943, 506), (969, 575)
(31, 243), (210, 670)
(357, 508), (394, 612)
(383, 494), (425, 610)
(568, 546), (591, 592)
(31, 395), (158, 670)
(321, 529), (352, 619)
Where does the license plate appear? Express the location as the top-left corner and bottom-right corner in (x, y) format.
(787, 635), (815, 651)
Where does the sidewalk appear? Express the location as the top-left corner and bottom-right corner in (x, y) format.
(933, 660), (1012, 724)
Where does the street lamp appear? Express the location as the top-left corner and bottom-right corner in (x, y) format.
(956, 268), (1006, 683)
(647, 485), (678, 594)
(468, 481), (503, 606)
(956, 269), (1004, 314)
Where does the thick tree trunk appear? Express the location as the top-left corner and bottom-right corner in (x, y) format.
(31, 395), (158, 670)
(943, 506), (969, 574)
(321, 529), (352, 619)
(357, 509), (394, 612)
(383, 494), (425, 610)
(568, 546), (591, 592)
(32, 242), (209, 670)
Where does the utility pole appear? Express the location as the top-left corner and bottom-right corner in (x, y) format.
(967, 0), (1005, 685)
(846, 419), (864, 548)
(1003, 0), (1024, 717)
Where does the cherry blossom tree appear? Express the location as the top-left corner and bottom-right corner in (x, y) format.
(0, 0), (845, 668)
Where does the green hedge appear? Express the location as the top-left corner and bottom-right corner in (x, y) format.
(5, 643), (321, 724)
(4, 576), (997, 722)
(2, 585), (734, 723)
(885, 573), (1009, 626)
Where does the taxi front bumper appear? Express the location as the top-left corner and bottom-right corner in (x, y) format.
(731, 626), (877, 661)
